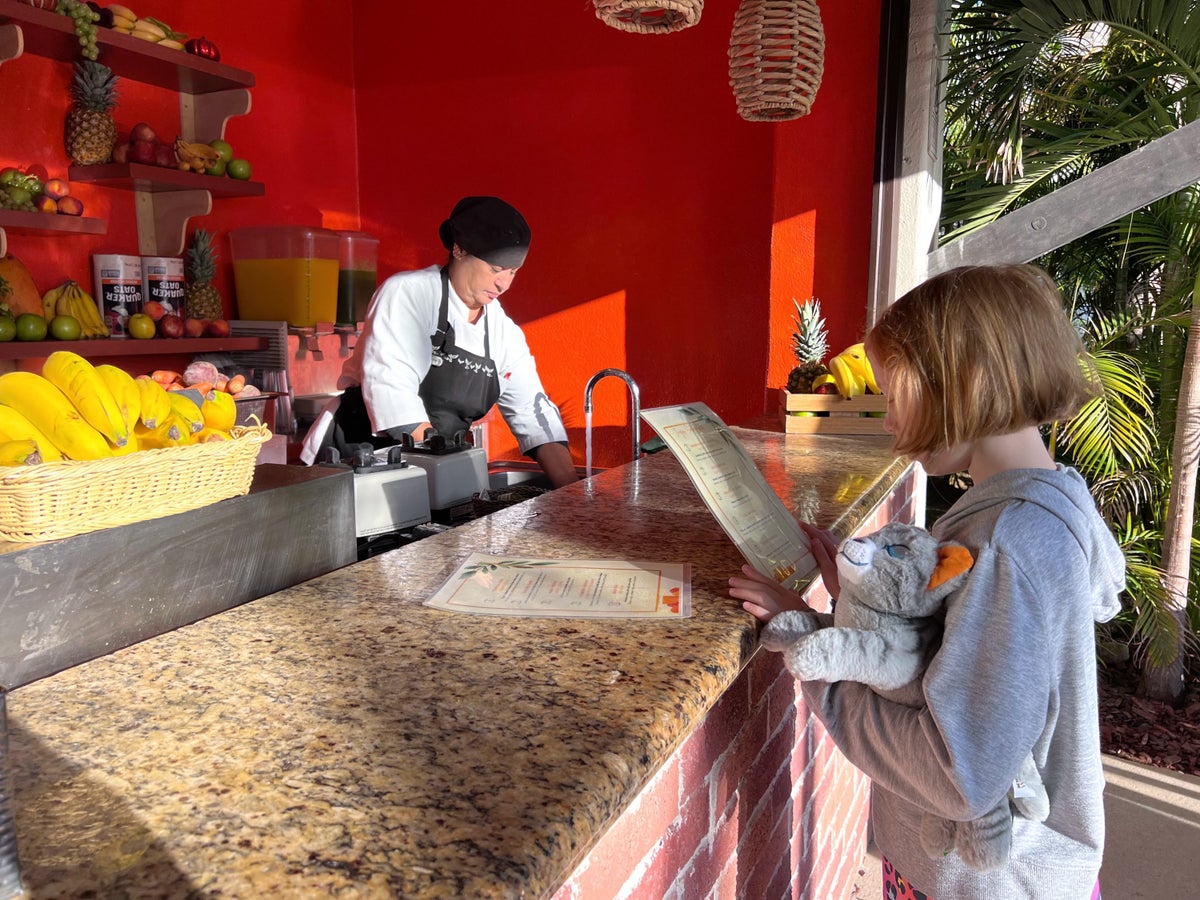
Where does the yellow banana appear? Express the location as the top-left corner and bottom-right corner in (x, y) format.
(192, 426), (232, 444)
(811, 373), (839, 393)
(199, 390), (236, 432)
(0, 404), (65, 461)
(131, 20), (165, 40)
(71, 283), (109, 339)
(135, 414), (187, 450)
(168, 391), (204, 434)
(41, 351), (129, 447)
(0, 372), (113, 461)
(837, 343), (879, 394)
(95, 364), (141, 434)
(42, 282), (66, 321)
(158, 39), (185, 51)
(174, 138), (222, 173)
(134, 376), (172, 429)
(829, 355), (865, 399)
(0, 439), (41, 466)
(107, 4), (138, 22)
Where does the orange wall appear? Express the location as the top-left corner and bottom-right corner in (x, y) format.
(1, 0), (881, 470)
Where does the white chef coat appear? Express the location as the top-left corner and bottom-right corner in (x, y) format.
(300, 265), (568, 464)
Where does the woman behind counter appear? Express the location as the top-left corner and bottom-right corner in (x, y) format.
(301, 196), (578, 488)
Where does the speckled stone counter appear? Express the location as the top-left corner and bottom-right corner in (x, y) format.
(5, 427), (909, 898)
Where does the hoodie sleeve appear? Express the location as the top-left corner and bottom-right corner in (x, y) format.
(801, 544), (1050, 821)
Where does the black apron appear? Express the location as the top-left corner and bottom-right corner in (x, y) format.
(330, 267), (500, 456)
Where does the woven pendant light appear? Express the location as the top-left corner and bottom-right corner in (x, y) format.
(728, 0), (825, 121)
(594, 0), (704, 34)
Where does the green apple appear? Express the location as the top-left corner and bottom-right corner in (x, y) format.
(209, 139), (234, 163)
(226, 158), (252, 180)
(205, 158), (227, 176)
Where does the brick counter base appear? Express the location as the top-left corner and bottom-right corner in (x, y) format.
(555, 466), (922, 900)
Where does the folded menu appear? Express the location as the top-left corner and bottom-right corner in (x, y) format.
(640, 403), (816, 590)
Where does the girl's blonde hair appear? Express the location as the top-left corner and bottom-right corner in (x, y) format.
(865, 264), (1098, 458)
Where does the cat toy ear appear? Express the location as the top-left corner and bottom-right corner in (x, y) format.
(927, 544), (974, 590)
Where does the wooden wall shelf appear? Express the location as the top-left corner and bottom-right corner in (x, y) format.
(0, 0), (254, 92)
(0, 336), (267, 361)
(68, 164), (264, 198)
(0, 209), (106, 256)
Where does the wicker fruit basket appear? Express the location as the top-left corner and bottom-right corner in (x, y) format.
(779, 389), (888, 434)
(0, 424), (271, 543)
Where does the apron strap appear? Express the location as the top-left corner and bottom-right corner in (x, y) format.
(433, 265), (489, 354)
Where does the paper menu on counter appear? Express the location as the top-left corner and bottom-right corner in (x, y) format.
(425, 554), (692, 618)
(640, 403), (816, 591)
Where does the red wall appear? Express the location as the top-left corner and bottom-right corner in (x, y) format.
(1, 0), (880, 470)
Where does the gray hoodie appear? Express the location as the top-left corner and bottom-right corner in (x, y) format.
(803, 465), (1124, 899)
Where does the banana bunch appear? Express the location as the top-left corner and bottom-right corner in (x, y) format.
(41, 280), (109, 339)
(175, 138), (222, 173)
(110, 7), (187, 51)
(42, 350), (130, 448)
(133, 374), (172, 429)
(827, 342), (880, 399)
(0, 370), (115, 461)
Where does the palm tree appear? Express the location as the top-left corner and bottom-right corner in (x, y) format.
(940, 0), (1200, 701)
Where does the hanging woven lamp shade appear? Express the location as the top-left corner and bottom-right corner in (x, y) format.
(594, 0), (703, 34)
(728, 0), (825, 122)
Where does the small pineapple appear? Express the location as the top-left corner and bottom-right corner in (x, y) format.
(185, 229), (224, 320)
(785, 297), (830, 393)
(65, 61), (118, 166)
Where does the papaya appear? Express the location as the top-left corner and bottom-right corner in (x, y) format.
(0, 254), (45, 319)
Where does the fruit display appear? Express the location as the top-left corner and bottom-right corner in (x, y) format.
(65, 60), (119, 166)
(1, 168), (84, 216)
(41, 280), (109, 339)
(785, 297), (831, 394)
(184, 229), (223, 319)
(174, 138), (222, 173)
(0, 351), (248, 466)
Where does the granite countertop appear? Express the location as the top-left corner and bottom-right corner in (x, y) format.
(6, 427), (907, 898)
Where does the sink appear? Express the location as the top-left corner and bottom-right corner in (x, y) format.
(487, 461), (601, 491)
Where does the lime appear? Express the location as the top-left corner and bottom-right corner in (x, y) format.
(127, 312), (156, 339)
(209, 139), (234, 163)
(205, 158), (227, 177)
(15, 313), (47, 341)
(50, 314), (82, 341)
(226, 158), (252, 181)
(0, 317), (15, 342)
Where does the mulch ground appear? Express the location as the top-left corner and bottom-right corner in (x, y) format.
(1098, 661), (1200, 777)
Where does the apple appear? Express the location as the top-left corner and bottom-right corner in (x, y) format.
(111, 142), (131, 164)
(154, 143), (176, 168)
(142, 300), (167, 322)
(35, 195), (57, 214)
(184, 317), (207, 338)
(25, 164), (48, 183)
(57, 196), (84, 216)
(209, 139), (234, 163)
(130, 140), (157, 166)
(206, 318), (231, 338)
(158, 314), (185, 338)
(43, 178), (70, 200)
(226, 158), (252, 181)
(130, 122), (158, 144)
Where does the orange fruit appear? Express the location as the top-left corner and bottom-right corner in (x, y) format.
(127, 313), (156, 339)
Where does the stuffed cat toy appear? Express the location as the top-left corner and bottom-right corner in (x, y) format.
(760, 521), (1049, 872)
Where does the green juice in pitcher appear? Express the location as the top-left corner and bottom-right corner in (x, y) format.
(336, 268), (378, 326)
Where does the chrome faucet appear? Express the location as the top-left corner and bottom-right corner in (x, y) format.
(584, 368), (641, 465)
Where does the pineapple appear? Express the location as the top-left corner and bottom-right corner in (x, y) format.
(185, 230), (224, 320)
(785, 297), (829, 393)
(65, 61), (118, 166)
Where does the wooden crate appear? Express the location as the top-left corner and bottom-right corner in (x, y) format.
(778, 388), (888, 434)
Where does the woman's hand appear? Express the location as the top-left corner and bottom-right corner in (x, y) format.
(800, 521), (842, 600)
(729, 565), (813, 623)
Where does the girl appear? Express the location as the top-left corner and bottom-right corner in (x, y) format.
(731, 264), (1124, 899)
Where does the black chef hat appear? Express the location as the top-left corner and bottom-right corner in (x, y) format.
(438, 196), (531, 268)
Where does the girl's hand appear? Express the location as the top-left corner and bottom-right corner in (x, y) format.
(729, 565), (813, 623)
(800, 521), (842, 601)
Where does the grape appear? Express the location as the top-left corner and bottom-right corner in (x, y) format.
(55, 0), (100, 61)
